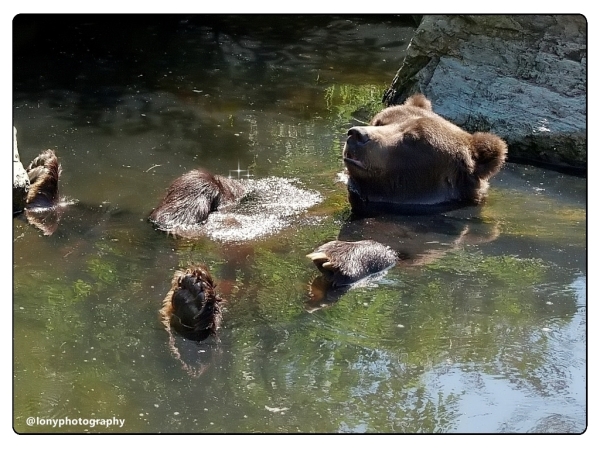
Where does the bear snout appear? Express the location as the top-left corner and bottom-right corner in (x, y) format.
(343, 143), (367, 171)
(347, 126), (371, 145)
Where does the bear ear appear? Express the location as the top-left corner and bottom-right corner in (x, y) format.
(403, 94), (432, 111)
(471, 132), (508, 179)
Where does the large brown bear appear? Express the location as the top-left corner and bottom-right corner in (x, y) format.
(307, 94), (507, 296)
(342, 93), (507, 216)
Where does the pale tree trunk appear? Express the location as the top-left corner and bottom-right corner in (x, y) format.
(13, 127), (30, 214)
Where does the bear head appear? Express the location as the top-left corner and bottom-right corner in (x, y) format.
(343, 94), (508, 215)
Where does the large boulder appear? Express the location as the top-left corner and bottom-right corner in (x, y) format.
(13, 127), (29, 214)
(383, 15), (586, 172)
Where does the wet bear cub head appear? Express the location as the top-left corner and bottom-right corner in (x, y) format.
(161, 266), (223, 342)
(343, 94), (508, 215)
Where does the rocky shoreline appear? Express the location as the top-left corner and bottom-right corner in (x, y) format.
(383, 15), (586, 174)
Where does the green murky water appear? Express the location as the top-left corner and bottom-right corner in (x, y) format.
(13, 16), (586, 434)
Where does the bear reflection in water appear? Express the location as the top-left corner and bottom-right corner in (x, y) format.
(305, 213), (500, 310)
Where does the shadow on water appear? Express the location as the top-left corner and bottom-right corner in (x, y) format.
(13, 15), (585, 434)
(14, 15), (417, 125)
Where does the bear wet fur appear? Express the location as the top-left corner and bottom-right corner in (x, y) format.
(17, 149), (67, 236)
(308, 94), (507, 289)
(343, 93), (508, 216)
(151, 95), (506, 313)
(307, 240), (397, 288)
(149, 169), (246, 237)
(160, 265), (223, 342)
(25, 149), (62, 210)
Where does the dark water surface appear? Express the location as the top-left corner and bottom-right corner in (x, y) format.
(13, 16), (586, 434)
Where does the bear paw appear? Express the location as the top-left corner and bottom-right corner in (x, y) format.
(307, 240), (397, 288)
(161, 265), (223, 342)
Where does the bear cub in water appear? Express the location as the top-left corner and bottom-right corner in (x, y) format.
(308, 93), (508, 288)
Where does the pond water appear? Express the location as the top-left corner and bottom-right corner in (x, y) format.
(12, 16), (586, 434)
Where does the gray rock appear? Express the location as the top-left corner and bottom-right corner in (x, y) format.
(383, 15), (586, 171)
(13, 127), (29, 214)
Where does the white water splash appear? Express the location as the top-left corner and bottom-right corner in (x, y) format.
(201, 177), (322, 242)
